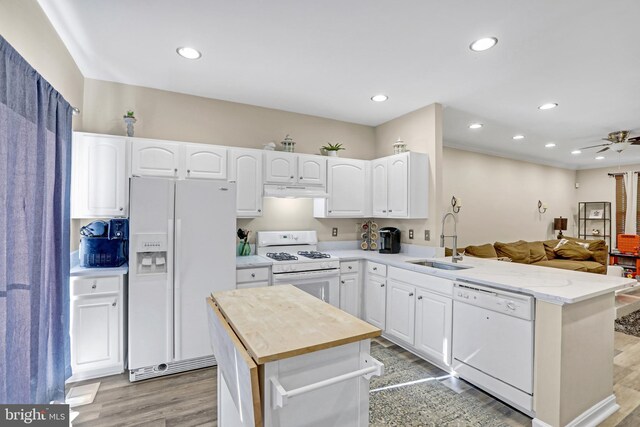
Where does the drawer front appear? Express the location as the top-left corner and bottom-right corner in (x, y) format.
(236, 267), (270, 283)
(367, 261), (387, 277)
(237, 281), (269, 290)
(340, 261), (360, 274)
(388, 266), (453, 297)
(72, 276), (120, 296)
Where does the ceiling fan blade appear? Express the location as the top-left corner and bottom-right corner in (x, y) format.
(628, 136), (640, 144)
(597, 147), (610, 153)
(580, 143), (611, 149)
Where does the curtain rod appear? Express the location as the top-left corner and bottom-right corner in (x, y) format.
(608, 172), (627, 177)
(71, 107), (80, 116)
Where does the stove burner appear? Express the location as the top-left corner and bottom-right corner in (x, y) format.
(297, 251), (331, 259)
(266, 252), (298, 261)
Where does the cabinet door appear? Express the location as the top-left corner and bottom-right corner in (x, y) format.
(297, 155), (326, 186)
(184, 144), (227, 180)
(131, 139), (181, 178)
(264, 152), (296, 184)
(387, 154), (409, 217)
(364, 274), (386, 329)
(229, 149), (263, 217)
(340, 273), (360, 318)
(326, 158), (367, 217)
(415, 289), (452, 365)
(72, 134), (127, 218)
(71, 294), (120, 371)
(371, 158), (388, 217)
(386, 279), (416, 344)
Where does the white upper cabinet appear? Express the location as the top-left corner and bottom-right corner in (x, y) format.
(264, 152), (297, 184)
(371, 158), (388, 217)
(297, 155), (326, 185)
(314, 158), (370, 218)
(131, 139), (181, 178)
(184, 144), (227, 180)
(372, 152), (429, 219)
(229, 149), (263, 217)
(72, 133), (127, 218)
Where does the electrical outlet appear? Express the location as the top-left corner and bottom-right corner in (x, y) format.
(409, 229), (414, 239)
(332, 227), (338, 237)
(425, 230), (430, 241)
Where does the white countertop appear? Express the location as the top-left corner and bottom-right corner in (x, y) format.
(236, 255), (272, 268)
(326, 250), (636, 305)
(70, 251), (128, 277)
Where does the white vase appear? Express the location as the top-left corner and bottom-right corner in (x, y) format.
(327, 151), (338, 157)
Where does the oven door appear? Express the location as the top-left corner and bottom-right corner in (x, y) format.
(272, 269), (340, 307)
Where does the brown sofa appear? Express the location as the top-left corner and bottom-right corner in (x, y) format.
(446, 236), (608, 274)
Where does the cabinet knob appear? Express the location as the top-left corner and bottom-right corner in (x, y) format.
(373, 267), (377, 271)
(174, 168), (178, 173)
(187, 169), (191, 174)
(418, 296), (423, 300)
(112, 301), (117, 307)
(328, 210), (332, 213)
(258, 209), (262, 213)
(348, 266), (352, 270)
(409, 292), (414, 297)
(251, 273), (256, 278)
(290, 175), (294, 179)
(380, 283), (385, 288)
(341, 280), (345, 284)
(299, 176), (303, 180)
(382, 210), (387, 213)
(389, 210), (393, 212)
(91, 283), (97, 289)
(119, 207), (123, 211)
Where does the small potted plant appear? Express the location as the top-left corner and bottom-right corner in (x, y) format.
(123, 110), (137, 137)
(322, 142), (345, 157)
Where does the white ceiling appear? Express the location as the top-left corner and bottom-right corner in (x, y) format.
(38, 0), (640, 169)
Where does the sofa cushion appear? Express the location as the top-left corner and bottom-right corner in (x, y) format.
(581, 261), (607, 274)
(528, 241), (548, 263)
(465, 243), (498, 258)
(555, 241), (593, 260)
(533, 260), (588, 272)
(494, 240), (530, 264)
(444, 247), (466, 257)
(565, 237), (608, 265)
(543, 239), (560, 260)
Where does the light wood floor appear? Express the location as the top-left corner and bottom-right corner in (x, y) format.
(68, 332), (640, 426)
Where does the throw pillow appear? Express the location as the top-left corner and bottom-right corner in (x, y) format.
(529, 241), (548, 263)
(465, 243), (498, 258)
(554, 238), (570, 250)
(494, 240), (531, 264)
(543, 239), (560, 260)
(554, 241), (593, 261)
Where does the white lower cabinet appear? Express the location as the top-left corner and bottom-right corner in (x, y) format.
(339, 261), (361, 317)
(364, 272), (386, 330)
(69, 275), (125, 382)
(236, 266), (270, 289)
(415, 289), (452, 365)
(385, 279), (416, 345)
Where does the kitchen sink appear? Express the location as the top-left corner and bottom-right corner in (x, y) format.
(406, 260), (471, 271)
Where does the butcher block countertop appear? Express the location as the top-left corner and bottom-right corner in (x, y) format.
(210, 285), (381, 365)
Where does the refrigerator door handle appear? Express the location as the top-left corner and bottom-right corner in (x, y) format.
(167, 218), (175, 362)
(174, 218), (182, 361)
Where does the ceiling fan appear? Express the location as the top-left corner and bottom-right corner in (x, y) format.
(580, 130), (640, 153)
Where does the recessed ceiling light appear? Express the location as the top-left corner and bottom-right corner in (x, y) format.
(469, 123), (483, 129)
(545, 143), (556, 148)
(176, 47), (202, 60)
(371, 94), (388, 102)
(513, 135), (525, 140)
(469, 37), (498, 52)
(538, 103), (558, 110)
(595, 156), (605, 160)
(571, 150), (582, 155)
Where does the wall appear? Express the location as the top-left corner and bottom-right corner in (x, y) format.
(442, 147), (577, 247)
(0, 0), (84, 129)
(576, 163), (640, 247)
(374, 103), (443, 246)
(79, 78), (378, 247)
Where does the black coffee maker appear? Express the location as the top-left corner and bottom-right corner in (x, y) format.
(379, 227), (401, 254)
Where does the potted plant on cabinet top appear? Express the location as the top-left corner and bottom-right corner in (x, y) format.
(322, 142), (345, 157)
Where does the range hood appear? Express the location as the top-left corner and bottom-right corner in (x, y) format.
(263, 184), (328, 198)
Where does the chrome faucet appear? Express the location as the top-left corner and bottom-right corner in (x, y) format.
(440, 212), (463, 263)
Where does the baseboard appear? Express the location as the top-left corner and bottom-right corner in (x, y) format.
(66, 365), (124, 383)
(532, 394), (619, 427)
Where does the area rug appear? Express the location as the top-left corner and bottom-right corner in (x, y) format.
(369, 343), (522, 427)
(615, 309), (640, 337)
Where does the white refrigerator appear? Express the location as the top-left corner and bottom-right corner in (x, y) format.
(128, 177), (236, 381)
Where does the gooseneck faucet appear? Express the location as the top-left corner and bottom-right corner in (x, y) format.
(440, 212), (463, 263)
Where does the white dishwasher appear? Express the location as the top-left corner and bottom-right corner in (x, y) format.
(452, 282), (535, 415)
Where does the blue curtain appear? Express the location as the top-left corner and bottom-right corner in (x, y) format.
(0, 36), (72, 403)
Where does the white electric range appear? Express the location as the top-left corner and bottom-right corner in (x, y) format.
(256, 230), (340, 307)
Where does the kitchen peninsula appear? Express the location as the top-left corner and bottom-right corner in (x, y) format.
(207, 285), (382, 427)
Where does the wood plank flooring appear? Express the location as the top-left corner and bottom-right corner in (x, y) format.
(68, 332), (640, 426)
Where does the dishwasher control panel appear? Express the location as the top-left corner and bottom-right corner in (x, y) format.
(454, 283), (534, 321)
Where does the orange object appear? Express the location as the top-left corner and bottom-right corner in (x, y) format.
(618, 234), (640, 254)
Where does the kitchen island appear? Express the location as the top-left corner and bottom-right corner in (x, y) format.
(207, 285), (382, 427)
